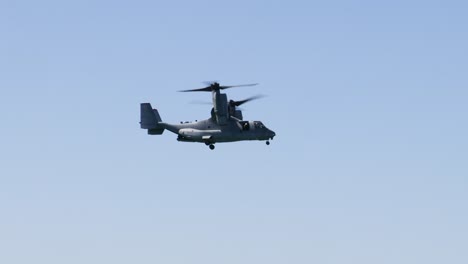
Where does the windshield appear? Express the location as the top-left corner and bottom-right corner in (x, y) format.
(254, 121), (264, 128)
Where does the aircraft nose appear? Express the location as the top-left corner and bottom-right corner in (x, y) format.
(270, 130), (276, 138)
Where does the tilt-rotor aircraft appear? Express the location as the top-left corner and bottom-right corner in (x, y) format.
(140, 82), (276, 150)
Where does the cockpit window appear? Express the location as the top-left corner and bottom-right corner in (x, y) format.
(240, 121), (250, 131)
(254, 121), (264, 129)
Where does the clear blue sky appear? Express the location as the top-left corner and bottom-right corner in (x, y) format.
(1, 1), (467, 263)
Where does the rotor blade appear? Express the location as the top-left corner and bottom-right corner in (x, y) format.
(179, 87), (212, 92)
(179, 82), (258, 92)
(220, 83), (259, 89)
(202, 80), (219, 86)
(230, 94), (265, 106)
(179, 81), (220, 92)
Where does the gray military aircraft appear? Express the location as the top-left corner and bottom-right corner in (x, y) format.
(140, 82), (276, 150)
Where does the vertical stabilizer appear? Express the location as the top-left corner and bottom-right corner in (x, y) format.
(140, 103), (164, 135)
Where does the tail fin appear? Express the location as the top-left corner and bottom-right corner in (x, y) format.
(140, 103), (164, 135)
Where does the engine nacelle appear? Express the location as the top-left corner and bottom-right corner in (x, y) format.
(213, 93), (228, 125)
(233, 109), (243, 120)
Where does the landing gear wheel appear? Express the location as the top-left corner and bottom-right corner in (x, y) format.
(209, 144), (215, 150)
(266, 141), (270, 145)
